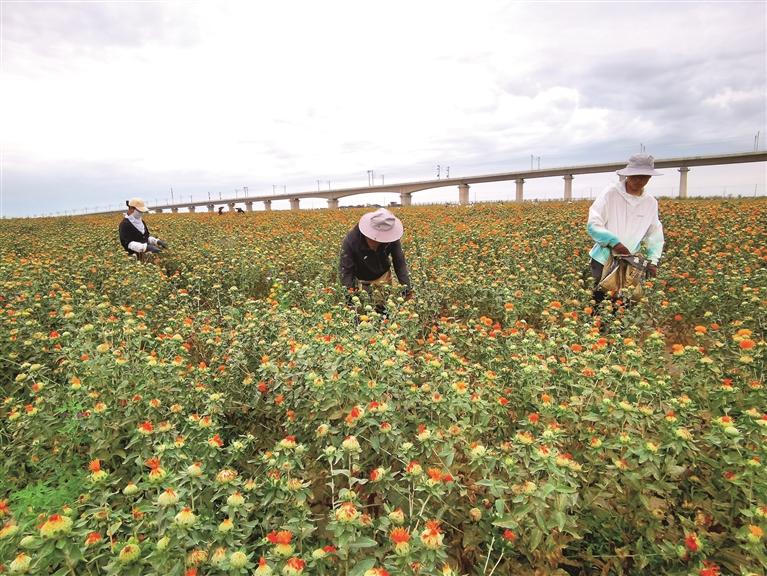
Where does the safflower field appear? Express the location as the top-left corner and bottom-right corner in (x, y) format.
(0, 199), (765, 576)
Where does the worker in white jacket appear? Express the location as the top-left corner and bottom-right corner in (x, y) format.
(587, 153), (665, 305)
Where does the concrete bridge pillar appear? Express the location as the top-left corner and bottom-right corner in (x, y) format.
(207, 204), (215, 213)
(515, 178), (525, 202)
(458, 183), (470, 205)
(245, 201), (253, 212)
(678, 167), (690, 199)
(289, 198), (300, 211)
(327, 198), (339, 209)
(400, 192), (412, 207)
(171, 207), (179, 214)
(228, 202), (236, 212)
(263, 199), (272, 211)
(188, 205), (196, 213)
(155, 208), (163, 214)
(564, 174), (574, 201)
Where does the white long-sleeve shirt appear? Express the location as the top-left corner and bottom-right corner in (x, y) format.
(587, 181), (664, 265)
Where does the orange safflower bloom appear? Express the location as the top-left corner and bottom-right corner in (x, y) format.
(267, 530), (293, 545)
(685, 532), (701, 553)
(137, 421), (154, 434)
(420, 519), (444, 549)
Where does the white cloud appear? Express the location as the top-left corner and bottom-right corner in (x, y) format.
(1, 0), (765, 216)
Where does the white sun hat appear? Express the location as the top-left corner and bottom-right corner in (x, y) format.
(127, 198), (148, 212)
(359, 208), (404, 243)
(616, 153), (663, 176)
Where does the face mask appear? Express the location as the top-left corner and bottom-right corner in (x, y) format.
(132, 211), (143, 221)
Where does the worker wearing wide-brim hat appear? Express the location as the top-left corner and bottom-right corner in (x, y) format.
(339, 208), (412, 306)
(586, 153), (665, 305)
(119, 198), (166, 260)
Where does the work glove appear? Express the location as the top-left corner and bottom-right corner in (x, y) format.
(646, 263), (658, 278)
(612, 242), (631, 256)
(146, 244), (161, 254)
(157, 239), (168, 249)
(148, 236), (159, 247)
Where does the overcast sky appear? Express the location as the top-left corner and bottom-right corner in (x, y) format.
(1, 0), (765, 217)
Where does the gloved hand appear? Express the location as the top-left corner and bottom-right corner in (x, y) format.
(157, 239), (168, 249)
(146, 244), (160, 254)
(612, 242), (631, 256)
(148, 236), (159, 247)
(646, 263), (658, 278)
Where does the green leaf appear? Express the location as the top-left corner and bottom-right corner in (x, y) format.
(107, 521), (122, 536)
(492, 515), (517, 529)
(349, 537), (378, 549)
(349, 557), (378, 576)
(529, 527), (543, 551)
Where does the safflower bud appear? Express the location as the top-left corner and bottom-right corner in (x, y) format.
(341, 435), (361, 453)
(227, 491), (245, 508)
(118, 543), (141, 564)
(174, 507), (197, 527)
(229, 550), (248, 568)
(157, 488), (179, 507)
(9, 552), (32, 573)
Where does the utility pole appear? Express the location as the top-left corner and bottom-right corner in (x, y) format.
(317, 180), (321, 192)
(171, 188), (174, 203)
(537, 157), (541, 170)
(437, 165), (441, 179)
(381, 175), (385, 185)
(445, 167), (450, 178)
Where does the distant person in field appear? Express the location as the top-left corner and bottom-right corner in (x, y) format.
(587, 153), (665, 306)
(119, 198), (166, 260)
(340, 208), (412, 311)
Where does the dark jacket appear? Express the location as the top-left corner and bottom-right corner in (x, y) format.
(119, 217), (150, 255)
(339, 225), (411, 291)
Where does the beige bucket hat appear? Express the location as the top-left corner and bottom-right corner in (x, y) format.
(617, 153), (663, 176)
(359, 208), (403, 243)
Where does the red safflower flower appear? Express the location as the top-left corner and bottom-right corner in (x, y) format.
(685, 532), (701, 553)
(208, 434), (224, 447)
(502, 529), (517, 542)
(267, 530), (293, 545)
(137, 421), (154, 434)
(145, 457), (161, 470)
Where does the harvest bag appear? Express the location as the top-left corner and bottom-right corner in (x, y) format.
(598, 254), (649, 301)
